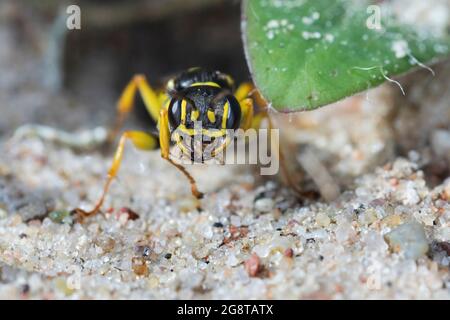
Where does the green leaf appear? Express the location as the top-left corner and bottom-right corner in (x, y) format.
(242, 0), (450, 112)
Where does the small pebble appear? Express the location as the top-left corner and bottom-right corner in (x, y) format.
(48, 210), (71, 224)
(131, 257), (149, 276)
(213, 222), (224, 228)
(382, 214), (402, 228)
(384, 221), (429, 260)
(284, 248), (294, 258)
(335, 222), (355, 243)
(399, 181), (420, 205)
(135, 244), (152, 260)
(142, 247), (152, 258)
(254, 198), (274, 213)
(245, 253), (262, 277)
(147, 275), (159, 288)
(95, 236), (115, 253)
(315, 212), (331, 227)
(119, 207), (140, 221)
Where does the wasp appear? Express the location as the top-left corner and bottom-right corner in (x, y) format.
(73, 67), (303, 220)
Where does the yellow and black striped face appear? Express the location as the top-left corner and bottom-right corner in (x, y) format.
(167, 83), (241, 161)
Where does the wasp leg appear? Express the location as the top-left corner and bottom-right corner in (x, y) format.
(239, 98), (254, 130)
(236, 83), (268, 130)
(73, 130), (158, 221)
(251, 113), (266, 130)
(265, 113), (314, 199)
(159, 108), (204, 199)
(235, 82), (268, 107)
(235, 82), (254, 102)
(111, 74), (162, 141)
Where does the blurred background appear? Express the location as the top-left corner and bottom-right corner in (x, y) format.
(0, 0), (247, 134)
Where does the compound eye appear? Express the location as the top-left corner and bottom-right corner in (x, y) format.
(168, 99), (183, 128)
(225, 95), (241, 130)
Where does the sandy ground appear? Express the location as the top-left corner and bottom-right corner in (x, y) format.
(0, 79), (449, 299)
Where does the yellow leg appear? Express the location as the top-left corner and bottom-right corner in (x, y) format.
(235, 82), (267, 106)
(236, 82), (267, 130)
(238, 84), (301, 194)
(73, 131), (157, 220)
(251, 113), (266, 130)
(240, 98), (254, 130)
(159, 108), (204, 199)
(235, 82), (254, 102)
(239, 100), (305, 196)
(111, 74), (162, 141)
(158, 92), (170, 109)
